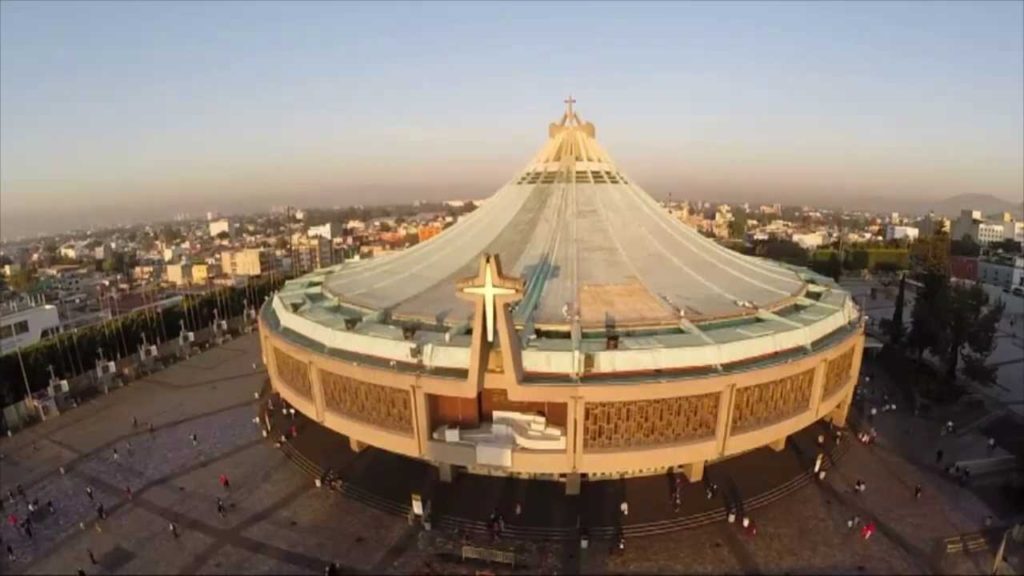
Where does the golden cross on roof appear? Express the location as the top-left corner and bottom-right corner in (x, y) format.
(564, 95), (576, 117)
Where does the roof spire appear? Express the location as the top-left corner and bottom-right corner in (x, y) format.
(564, 94), (576, 119)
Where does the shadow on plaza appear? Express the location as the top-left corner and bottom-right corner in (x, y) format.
(266, 400), (839, 539)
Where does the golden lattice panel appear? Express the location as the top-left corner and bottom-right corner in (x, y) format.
(583, 393), (719, 450)
(319, 370), (413, 434)
(273, 348), (312, 400)
(824, 348), (855, 399)
(731, 369), (815, 432)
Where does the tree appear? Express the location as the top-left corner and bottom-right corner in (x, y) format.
(7, 268), (37, 293)
(950, 235), (981, 257)
(888, 274), (906, 345)
(216, 231), (231, 241)
(826, 252), (842, 283)
(159, 225), (182, 245)
(911, 231), (951, 276)
(991, 238), (1022, 255)
(729, 212), (748, 239)
(102, 251), (126, 274)
(960, 295), (1005, 385)
(909, 272), (1005, 385)
(907, 270), (949, 363)
(756, 239), (808, 267)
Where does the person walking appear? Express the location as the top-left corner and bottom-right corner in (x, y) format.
(169, 522), (179, 539)
(124, 485), (133, 500)
(619, 500), (629, 516)
(914, 485), (922, 500)
(85, 487), (94, 502)
(15, 484), (25, 499)
(46, 500), (55, 514)
(216, 498), (226, 518)
(219, 474), (231, 490)
(988, 437), (996, 455)
(132, 416), (138, 429)
(6, 543), (14, 561)
(96, 503), (106, 521)
(112, 448), (119, 462)
(935, 448), (943, 465)
(190, 433), (198, 447)
(22, 519), (33, 540)
(88, 548), (98, 565)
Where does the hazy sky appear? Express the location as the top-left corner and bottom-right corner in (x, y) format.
(2, 1), (1022, 238)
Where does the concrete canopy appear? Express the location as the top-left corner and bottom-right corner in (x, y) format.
(323, 102), (809, 332)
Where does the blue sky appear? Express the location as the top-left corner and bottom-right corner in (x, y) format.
(1, 1), (1022, 237)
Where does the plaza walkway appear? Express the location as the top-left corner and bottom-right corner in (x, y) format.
(0, 332), (1013, 575)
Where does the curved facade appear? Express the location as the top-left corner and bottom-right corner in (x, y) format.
(260, 102), (865, 490)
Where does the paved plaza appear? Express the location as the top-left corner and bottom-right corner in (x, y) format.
(0, 332), (1016, 575)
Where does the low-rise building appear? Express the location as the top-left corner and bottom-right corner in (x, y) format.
(950, 256), (978, 282)
(221, 249), (276, 277)
(978, 256), (1024, 291)
(192, 262), (219, 284)
(885, 225), (919, 242)
(307, 223), (339, 240)
(291, 234), (333, 274)
(209, 218), (236, 238)
(0, 302), (61, 355)
(165, 262), (193, 286)
(791, 232), (826, 250)
(951, 209), (1022, 245)
(418, 224), (444, 243)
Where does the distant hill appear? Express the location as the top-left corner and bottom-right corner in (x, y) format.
(823, 193), (1022, 219)
(924, 194), (1023, 219)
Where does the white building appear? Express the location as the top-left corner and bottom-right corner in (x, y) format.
(885, 225), (919, 242)
(1006, 221), (1024, 245)
(307, 223), (338, 240)
(791, 232), (826, 250)
(209, 218), (236, 238)
(1, 303), (61, 355)
(951, 209), (1022, 245)
(978, 256), (1024, 291)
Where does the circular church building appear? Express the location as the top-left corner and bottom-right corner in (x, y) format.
(259, 102), (865, 493)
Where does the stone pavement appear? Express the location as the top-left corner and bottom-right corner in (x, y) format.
(0, 332), (1012, 575)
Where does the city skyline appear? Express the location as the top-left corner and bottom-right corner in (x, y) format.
(2, 0), (1023, 238)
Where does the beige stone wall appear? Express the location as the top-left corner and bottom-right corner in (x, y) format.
(583, 393), (719, 450)
(319, 369), (413, 434)
(261, 316), (864, 477)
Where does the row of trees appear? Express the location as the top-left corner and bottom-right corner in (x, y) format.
(0, 277), (284, 406)
(884, 232), (1004, 396)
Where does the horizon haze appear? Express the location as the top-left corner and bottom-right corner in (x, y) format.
(2, 0), (1022, 239)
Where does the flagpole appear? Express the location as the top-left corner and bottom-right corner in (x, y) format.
(15, 344), (32, 402)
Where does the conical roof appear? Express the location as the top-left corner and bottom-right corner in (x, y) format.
(323, 101), (809, 332)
